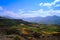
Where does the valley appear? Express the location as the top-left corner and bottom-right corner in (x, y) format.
(0, 16), (60, 40)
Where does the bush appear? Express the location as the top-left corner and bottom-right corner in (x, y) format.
(14, 36), (21, 40)
(5, 29), (20, 35)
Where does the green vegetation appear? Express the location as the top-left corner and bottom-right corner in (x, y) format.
(5, 29), (20, 35)
(0, 17), (60, 40)
(14, 36), (21, 40)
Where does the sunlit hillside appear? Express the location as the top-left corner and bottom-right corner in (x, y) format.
(0, 0), (60, 40)
(0, 16), (60, 40)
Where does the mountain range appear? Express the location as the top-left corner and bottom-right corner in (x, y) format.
(23, 15), (60, 25)
(0, 15), (60, 25)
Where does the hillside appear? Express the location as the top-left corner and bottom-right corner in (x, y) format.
(0, 16), (33, 26)
(0, 16), (60, 40)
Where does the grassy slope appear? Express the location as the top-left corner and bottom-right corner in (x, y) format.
(0, 17), (60, 40)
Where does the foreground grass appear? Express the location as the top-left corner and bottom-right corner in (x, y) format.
(10, 24), (59, 35)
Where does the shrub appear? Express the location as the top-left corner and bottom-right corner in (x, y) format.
(5, 29), (20, 35)
(14, 36), (21, 40)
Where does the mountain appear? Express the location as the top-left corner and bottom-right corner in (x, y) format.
(0, 16), (20, 26)
(0, 16), (33, 26)
(0, 15), (60, 25)
(23, 15), (60, 25)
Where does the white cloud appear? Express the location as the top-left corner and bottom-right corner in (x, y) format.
(40, 3), (43, 6)
(39, 0), (60, 8)
(0, 6), (3, 10)
(55, 4), (60, 7)
(0, 9), (60, 18)
(0, 11), (20, 18)
(18, 9), (25, 14)
(0, 6), (60, 19)
(0, 7), (25, 19)
(19, 9), (60, 18)
(5, 11), (20, 18)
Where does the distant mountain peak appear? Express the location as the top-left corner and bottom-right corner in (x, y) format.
(23, 15), (60, 25)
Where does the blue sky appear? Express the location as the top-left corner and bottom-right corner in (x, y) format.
(0, 0), (60, 19)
